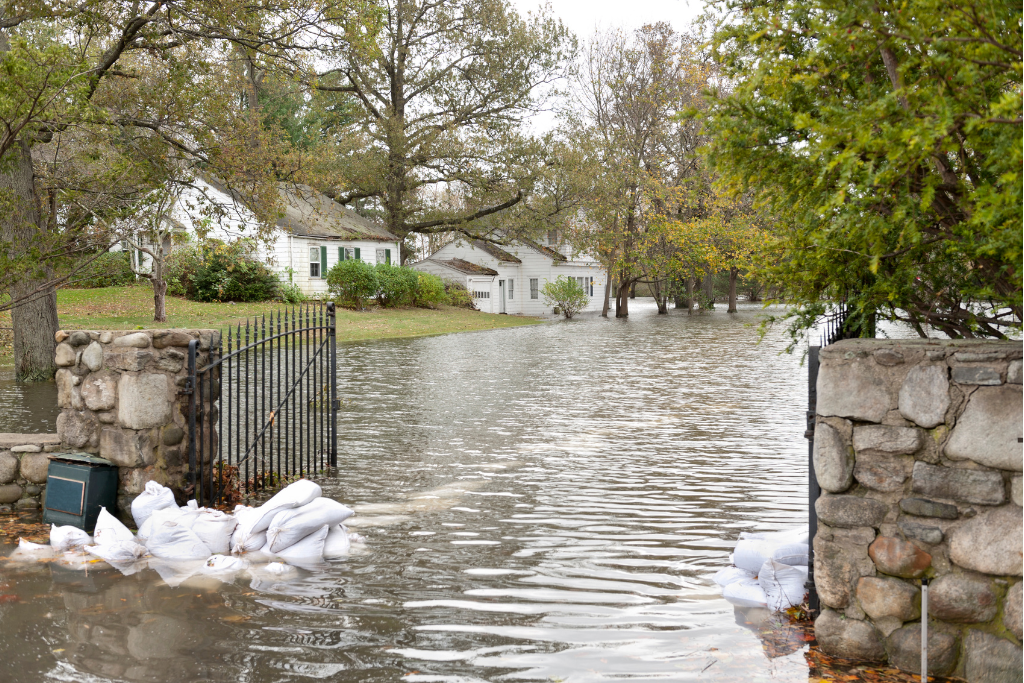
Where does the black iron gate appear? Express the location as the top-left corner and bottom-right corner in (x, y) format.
(184, 302), (338, 506)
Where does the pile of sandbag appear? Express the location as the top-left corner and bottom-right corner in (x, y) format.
(713, 528), (809, 612)
(13, 479), (359, 579)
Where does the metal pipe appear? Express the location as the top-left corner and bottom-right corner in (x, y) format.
(921, 578), (930, 681)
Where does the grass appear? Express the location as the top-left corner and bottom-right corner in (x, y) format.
(0, 286), (542, 366)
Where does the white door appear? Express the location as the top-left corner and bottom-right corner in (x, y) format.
(498, 280), (506, 313)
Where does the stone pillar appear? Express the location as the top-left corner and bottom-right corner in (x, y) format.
(811, 339), (1022, 682)
(53, 329), (219, 516)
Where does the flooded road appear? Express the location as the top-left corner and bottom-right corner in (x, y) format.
(1, 301), (817, 681)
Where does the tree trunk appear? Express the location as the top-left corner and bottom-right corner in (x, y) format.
(652, 280), (667, 314)
(151, 248), (168, 322)
(616, 275), (630, 318)
(702, 272), (714, 309)
(686, 276), (694, 315)
(601, 260), (613, 317)
(1, 139), (58, 381)
(727, 266), (738, 313)
(629, 282), (636, 299)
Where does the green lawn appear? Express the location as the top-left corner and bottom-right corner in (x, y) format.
(0, 286), (542, 366)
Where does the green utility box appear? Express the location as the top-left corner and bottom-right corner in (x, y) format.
(42, 453), (118, 533)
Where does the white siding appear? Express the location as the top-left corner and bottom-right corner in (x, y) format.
(422, 240), (606, 316)
(163, 179), (400, 297)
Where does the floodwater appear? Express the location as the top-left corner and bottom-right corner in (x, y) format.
(2, 301), (820, 682)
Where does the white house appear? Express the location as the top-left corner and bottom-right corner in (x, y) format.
(136, 177), (402, 297)
(411, 235), (607, 315)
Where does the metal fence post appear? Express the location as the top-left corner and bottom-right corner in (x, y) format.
(806, 345), (821, 615)
(327, 302), (338, 468)
(185, 340), (198, 497)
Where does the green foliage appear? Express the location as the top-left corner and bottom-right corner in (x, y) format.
(374, 263), (419, 307)
(326, 259), (378, 309)
(413, 272), (450, 308)
(166, 241), (278, 303)
(542, 276), (589, 319)
(66, 252), (135, 289)
(701, 0), (1022, 340)
(444, 281), (475, 309)
(277, 277), (306, 304)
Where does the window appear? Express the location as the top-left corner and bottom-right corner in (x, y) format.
(338, 246), (355, 261)
(508, 278), (514, 299)
(309, 247), (320, 278)
(547, 229), (558, 246)
(472, 290), (490, 299)
(376, 248), (387, 264)
(530, 278), (538, 299)
(576, 276), (593, 296)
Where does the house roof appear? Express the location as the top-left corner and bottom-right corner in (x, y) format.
(518, 237), (567, 262)
(276, 185), (400, 242)
(471, 239), (521, 263)
(434, 258), (499, 276)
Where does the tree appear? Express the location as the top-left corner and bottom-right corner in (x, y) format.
(305, 0), (573, 252)
(542, 276), (589, 319)
(701, 0), (1022, 340)
(0, 0), (352, 378)
(564, 24), (725, 318)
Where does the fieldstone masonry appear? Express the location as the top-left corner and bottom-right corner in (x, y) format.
(812, 339), (1022, 682)
(0, 433), (62, 511)
(53, 328), (219, 517)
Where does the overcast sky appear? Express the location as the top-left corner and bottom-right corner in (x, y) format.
(510, 0), (705, 40)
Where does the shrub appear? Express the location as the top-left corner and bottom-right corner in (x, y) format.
(414, 272), (449, 308)
(374, 264), (419, 307)
(445, 280), (475, 309)
(166, 243), (203, 297)
(542, 276), (589, 319)
(326, 259), (378, 309)
(167, 241), (279, 302)
(67, 251), (135, 288)
(277, 277), (306, 304)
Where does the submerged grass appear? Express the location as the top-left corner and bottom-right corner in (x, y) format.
(0, 286), (542, 366)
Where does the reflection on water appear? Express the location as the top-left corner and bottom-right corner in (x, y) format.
(3, 301), (823, 681)
(0, 368), (59, 433)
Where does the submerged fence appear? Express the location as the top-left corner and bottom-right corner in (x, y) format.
(185, 302), (338, 506)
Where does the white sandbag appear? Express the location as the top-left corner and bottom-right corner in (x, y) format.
(759, 560), (809, 612)
(230, 507), (269, 553)
(203, 554), (249, 574)
(712, 566), (756, 588)
(266, 498), (353, 553)
(191, 510), (238, 555)
(93, 507), (136, 545)
(130, 481), (177, 527)
(18, 538), (51, 552)
(771, 543), (809, 567)
(138, 506), (200, 541)
(50, 525), (92, 552)
(733, 539), (776, 574)
(323, 525), (351, 558)
(146, 521), (212, 560)
(231, 479), (322, 551)
(722, 578), (768, 608)
(86, 541), (146, 564)
(263, 524), (328, 561)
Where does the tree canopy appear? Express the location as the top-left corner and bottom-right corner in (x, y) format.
(701, 0), (1022, 339)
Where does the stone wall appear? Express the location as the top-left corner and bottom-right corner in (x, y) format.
(54, 329), (219, 515)
(811, 339), (1022, 682)
(0, 433), (61, 511)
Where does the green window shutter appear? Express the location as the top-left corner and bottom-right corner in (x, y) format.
(385, 248), (391, 265)
(338, 246), (344, 262)
(354, 247), (361, 261)
(320, 246), (327, 277)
